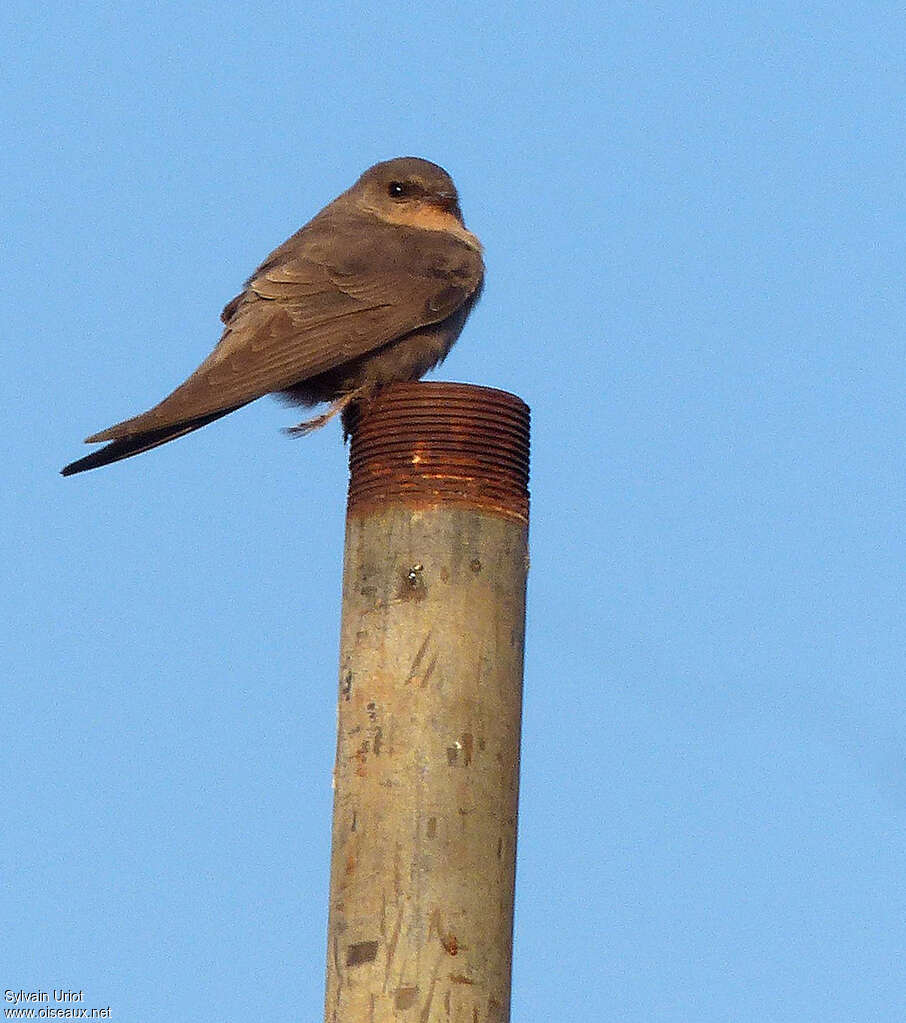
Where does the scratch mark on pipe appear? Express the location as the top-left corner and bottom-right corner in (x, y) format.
(408, 631), (432, 679)
(332, 934), (341, 985)
(418, 954), (442, 1023)
(383, 896), (404, 993)
(422, 654), (438, 687)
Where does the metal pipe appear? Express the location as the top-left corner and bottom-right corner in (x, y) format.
(324, 381), (530, 1023)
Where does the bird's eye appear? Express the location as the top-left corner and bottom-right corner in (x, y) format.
(388, 181), (407, 198)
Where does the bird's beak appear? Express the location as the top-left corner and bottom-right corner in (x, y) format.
(433, 191), (463, 221)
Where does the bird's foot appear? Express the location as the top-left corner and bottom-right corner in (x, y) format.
(283, 389), (365, 437)
(283, 409), (336, 436)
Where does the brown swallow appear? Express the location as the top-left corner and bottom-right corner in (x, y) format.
(61, 157), (484, 476)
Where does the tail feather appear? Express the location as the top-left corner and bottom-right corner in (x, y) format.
(61, 407), (242, 476)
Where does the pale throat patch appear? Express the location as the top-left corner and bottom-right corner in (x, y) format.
(364, 200), (482, 251)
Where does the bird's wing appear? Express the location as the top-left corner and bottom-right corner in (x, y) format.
(61, 408), (242, 476)
(86, 214), (483, 443)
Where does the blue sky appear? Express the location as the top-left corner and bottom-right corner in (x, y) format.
(3, 2), (906, 1020)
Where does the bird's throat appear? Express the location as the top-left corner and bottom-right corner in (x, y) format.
(365, 201), (482, 251)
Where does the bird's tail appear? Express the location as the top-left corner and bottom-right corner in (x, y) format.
(60, 407), (242, 476)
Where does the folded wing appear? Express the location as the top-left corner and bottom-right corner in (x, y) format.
(86, 212), (483, 444)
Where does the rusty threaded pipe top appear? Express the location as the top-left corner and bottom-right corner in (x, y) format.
(345, 382), (530, 523)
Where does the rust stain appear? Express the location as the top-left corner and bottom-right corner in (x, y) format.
(394, 986), (418, 1010)
(350, 495), (529, 525)
(449, 973), (474, 985)
(429, 907), (463, 957)
(447, 732), (473, 767)
(353, 740), (370, 776)
(346, 940), (379, 966)
(461, 732), (473, 766)
(344, 852), (356, 875)
(346, 382), (531, 524)
(470, 557), (482, 573)
(397, 562), (427, 601)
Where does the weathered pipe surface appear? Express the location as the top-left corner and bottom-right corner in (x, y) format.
(324, 382), (530, 1023)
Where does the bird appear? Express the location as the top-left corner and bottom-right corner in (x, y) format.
(61, 157), (484, 476)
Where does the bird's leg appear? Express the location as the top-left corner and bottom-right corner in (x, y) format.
(283, 387), (368, 437)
